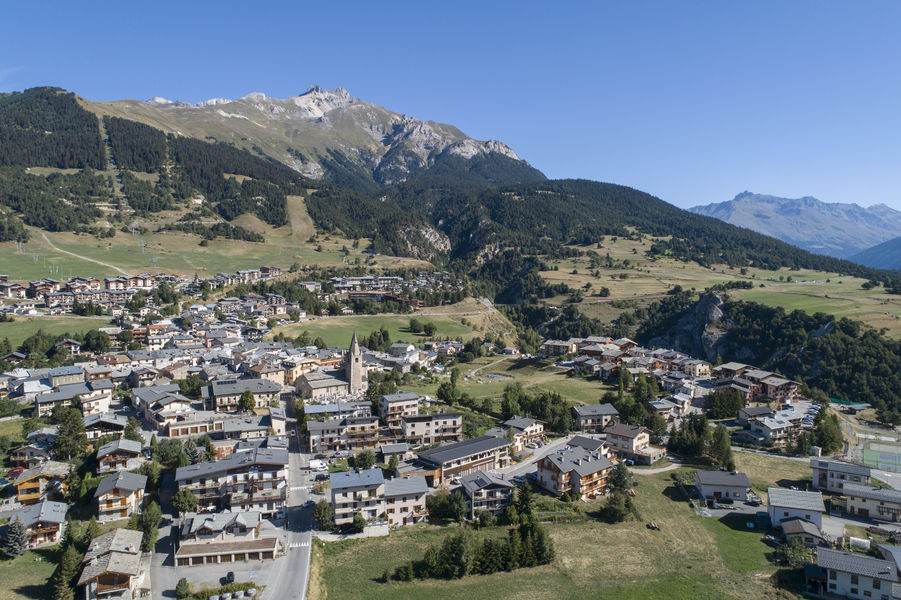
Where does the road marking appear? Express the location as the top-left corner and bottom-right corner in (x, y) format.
(289, 541), (310, 548)
(291, 486), (309, 491)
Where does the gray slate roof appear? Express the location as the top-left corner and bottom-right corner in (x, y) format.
(97, 438), (143, 459)
(77, 529), (144, 585)
(843, 483), (901, 504)
(207, 378), (282, 397)
(695, 470), (751, 488)
(384, 476), (429, 497)
(809, 458), (871, 477)
(418, 435), (510, 467)
(17, 500), (67, 526)
(331, 467), (384, 490)
(767, 487), (826, 512)
(380, 391), (421, 403)
(572, 404), (619, 417)
(817, 547), (896, 579)
(184, 510), (261, 535)
(95, 471), (147, 497)
(460, 470), (513, 496)
(175, 447), (288, 482)
(545, 446), (613, 477)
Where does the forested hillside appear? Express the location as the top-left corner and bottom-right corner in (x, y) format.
(0, 87), (105, 169)
(634, 293), (901, 422)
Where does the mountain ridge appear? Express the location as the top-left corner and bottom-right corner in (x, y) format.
(86, 85), (545, 191)
(689, 191), (901, 259)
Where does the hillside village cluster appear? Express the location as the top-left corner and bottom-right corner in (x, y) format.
(0, 271), (897, 600)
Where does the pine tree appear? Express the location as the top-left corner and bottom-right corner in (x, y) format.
(2, 517), (29, 558)
(52, 543), (80, 600)
(81, 517), (101, 551)
(711, 425), (734, 470)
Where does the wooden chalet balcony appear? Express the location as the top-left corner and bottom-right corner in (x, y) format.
(96, 579), (130, 594)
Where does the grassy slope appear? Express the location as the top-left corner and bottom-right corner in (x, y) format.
(540, 237), (901, 338)
(0, 547), (59, 600)
(0, 316), (112, 348)
(310, 460), (804, 600)
(269, 298), (518, 349)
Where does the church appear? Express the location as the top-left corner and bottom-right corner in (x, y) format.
(296, 332), (367, 400)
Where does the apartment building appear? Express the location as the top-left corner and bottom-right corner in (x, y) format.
(571, 404), (619, 433)
(810, 458), (871, 494)
(537, 446), (613, 500)
(417, 435), (511, 485)
(603, 422), (666, 464)
(401, 412), (463, 446)
(459, 470), (514, 519)
(175, 448), (289, 518)
(330, 468), (386, 526)
(307, 416), (380, 453)
(378, 391), (421, 428)
(384, 476), (429, 527)
(202, 378), (282, 412)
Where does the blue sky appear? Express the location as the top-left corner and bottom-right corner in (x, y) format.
(2, 1), (899, 209)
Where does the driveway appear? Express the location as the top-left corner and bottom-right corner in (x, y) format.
(493, 434), (575, 478)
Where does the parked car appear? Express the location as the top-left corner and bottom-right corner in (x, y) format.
(6, 467), (24, 479)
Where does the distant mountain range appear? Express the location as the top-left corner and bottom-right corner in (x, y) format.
(689, 192), (901, 260)
(88, 86), (545, 193)
(851, 237), (901, 271)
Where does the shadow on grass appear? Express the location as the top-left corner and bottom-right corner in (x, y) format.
(505, 357), (548, 371)
(776, 477), (812, 490)
(772, 566), (806, 593)
(662, 484), (692, 503)
(716, 513), (771, 534)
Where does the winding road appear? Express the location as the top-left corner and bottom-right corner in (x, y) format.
(40, 231), (131, 276)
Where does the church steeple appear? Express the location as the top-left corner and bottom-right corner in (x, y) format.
(346, 331), (364, 393)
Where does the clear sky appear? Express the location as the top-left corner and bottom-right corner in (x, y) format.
(2, 1), (899, 209)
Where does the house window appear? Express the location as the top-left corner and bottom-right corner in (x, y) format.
(851, 575), (858, 585)
(874, 580), (881, 590)
(829, 571), (837, 580)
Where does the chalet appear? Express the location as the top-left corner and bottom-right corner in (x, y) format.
(94, 471), (147, 522)
(175, 510), (279, 567)
(418, 436), (511, 485)
(810, 458), (871, 494)
(767, 487), (825, 528)
(13, 500), (67, 547)
(603, 422), (666, 464)
(537, 446), (614, 500)
(0, 282), (26, 298)
(96, 438), (144, 475)
(13, 460), (69, 505)
(694, 470), (751, 507)
(84, 413), (128, 441)
(460, 470), (515, 519)
(55, 338), (82, 357)
(77, 529), (150, 600)
(571, 403), (619, 433)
